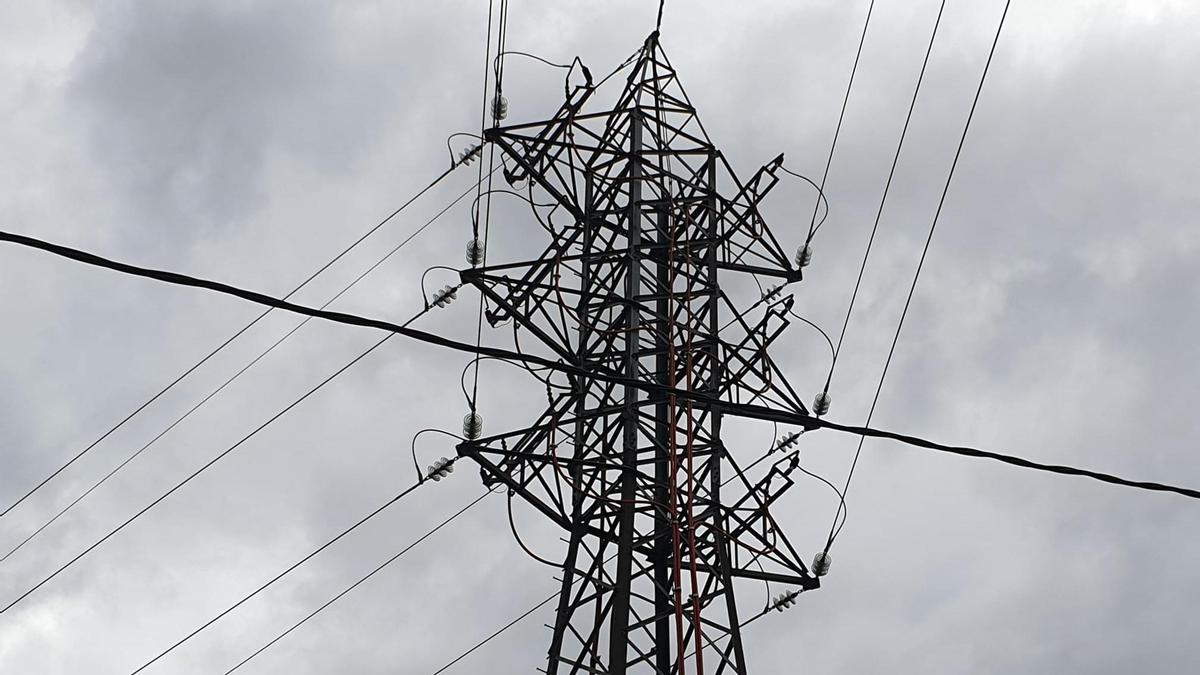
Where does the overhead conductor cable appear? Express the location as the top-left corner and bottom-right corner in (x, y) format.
(0, 156), (479, 523)
(0, 288), (463, 614)
(0, 172), (491, 564)
(0, 230), (1197, 503)
(827, 0), (1015, 551)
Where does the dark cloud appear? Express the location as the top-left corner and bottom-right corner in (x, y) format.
(1, 0), (1198, 673)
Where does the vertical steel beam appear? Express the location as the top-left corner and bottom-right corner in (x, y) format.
(653, 201), (673, 674)
(546, 172), (597, 674)
(706, 150), (748, 671)
(609, 109), (644, 674)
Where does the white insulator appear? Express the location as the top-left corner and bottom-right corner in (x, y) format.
(431, 285), (458, 308)
(796, 243), (813, 268)
(492, 93), (509, 121)
(427, 456), (455, 481)
(466, 238), (485, 266)
(771, 591), (798, 612)
(812, 551), (832, 577)
(775, 431), (801, 453)
(457, 144), (480, 167)
(812, 391), (831, 416)
(463, 412), (484, 440)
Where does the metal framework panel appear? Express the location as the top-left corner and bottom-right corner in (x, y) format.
(459, 33), (818, 675)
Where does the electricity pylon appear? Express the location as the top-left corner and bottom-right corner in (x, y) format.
(459, 32), (820, 674)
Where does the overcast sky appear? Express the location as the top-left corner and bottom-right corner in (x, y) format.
(1, 0), (1198, 673)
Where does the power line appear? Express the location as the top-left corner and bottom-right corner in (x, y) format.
(469, 0), (508, 417)
(471, 0), (496, 245)
(0, 315), (259, 520)
(1, 9), (1167, 672)
(682, 589), (798, 662)
(3, 229), (1200, 502)
(0, 160), (472, 523)
(430, 550), (627, 674)
(0, 227), (568, 371)
(222, 492), (491, 674)
(128, 468), (454, 674)
(0, 297), (451, 614)
(827, 0), (1014, 551)
(0, 175), (489, 564)
(428, 548), (661, 674)
(823, 0), (947, 395)
(432, 552), (799, 675)
(431, 590), (557, 674)
(805, 0), (875, 243)
(819, 415), (1200, 499)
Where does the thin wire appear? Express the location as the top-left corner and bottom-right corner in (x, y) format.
(497, 50), (573, 70)
(431, 591), (557, 674)
(223, 492), (492, 675)
(430, 549), (627, 674)
(823, 0), (947, 397)
(411, 428), (465, 483)
(507, 490), (558, 568)
(429, 545), (729, 674)
(0, 318), (257, 520)
(6, 229), (1200, 502)
(682, 591), (790, 662)
(469, 0), (508, 413)
(806, 0), (876, 243)
(722, 422), (781, 488)
(0, 163), (461, 522)
(467, 0), (499, 410)
(0, 302), (439, 614)
(779, 166), (830, 236)
(594, 47), (642, 90)
(494, 51), (589, 101)
(128, 475), (443, 673)
(420, 265), (462, 307)
(446, 131), (481, 164)
(0, 176), (487, 564)
(461, 355), (565, 411)
(827, 0), (1014, 550)
(470, 0), (495, 243)
(787, 308), (836, 362)
(471, 188), (559, 214)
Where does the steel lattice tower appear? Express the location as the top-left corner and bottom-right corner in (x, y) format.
(459, 32), (820, 674)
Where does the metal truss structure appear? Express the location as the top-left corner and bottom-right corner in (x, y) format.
(458, 32), (820, 674)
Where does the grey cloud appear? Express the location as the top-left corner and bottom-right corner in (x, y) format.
(1, 0), (1199, 673)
